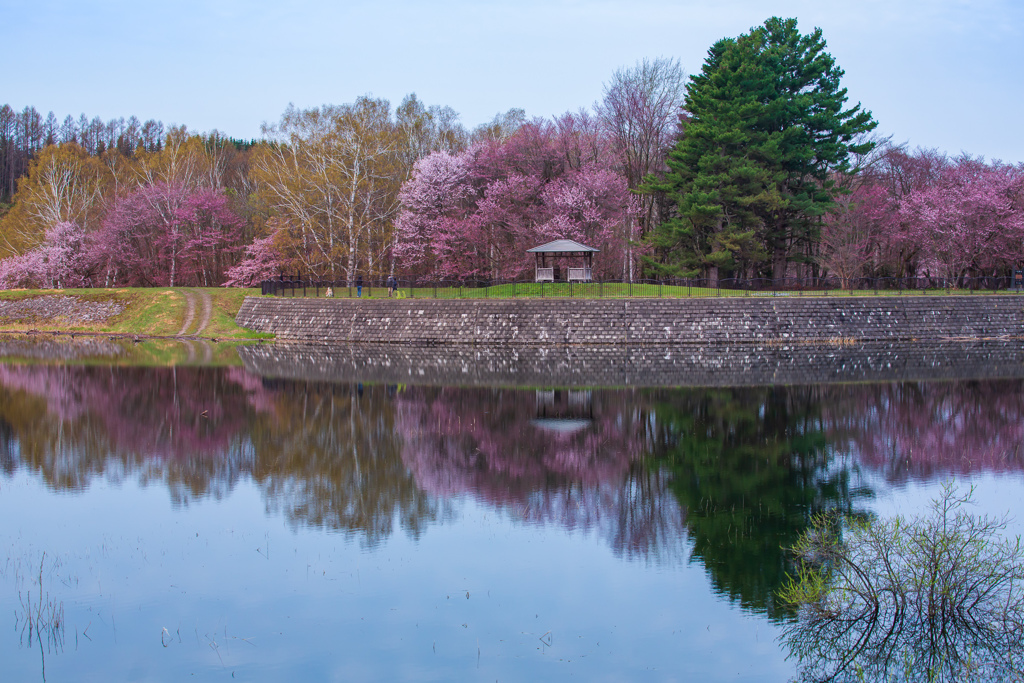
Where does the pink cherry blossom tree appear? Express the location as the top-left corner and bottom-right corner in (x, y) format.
(394, 118), (635, 280)
(899, 158), (1024, 283)
(96, 182), (243, 286)
(393, 150), (477, 277)
(223, 228), (288, 287)
(0, 221), (90, 289)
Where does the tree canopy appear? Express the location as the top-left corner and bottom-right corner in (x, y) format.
(648, 17), (877, 283)
(4, 18), (1023, 291)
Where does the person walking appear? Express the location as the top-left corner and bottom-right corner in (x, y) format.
(387, 274), (397, 298)
(356, 274), (363, 298)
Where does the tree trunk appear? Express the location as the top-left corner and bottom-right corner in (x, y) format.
(772, 243), (788, 282)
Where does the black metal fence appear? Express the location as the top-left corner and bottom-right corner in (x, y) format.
(259, 274), (1024, 299)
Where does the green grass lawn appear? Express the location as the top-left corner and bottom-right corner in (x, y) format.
(275, 281), (1022, 300)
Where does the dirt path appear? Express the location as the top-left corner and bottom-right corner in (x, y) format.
(175, 289), (214, 337)
(176, 290), (196, 337)
(194, 290), (213, 336)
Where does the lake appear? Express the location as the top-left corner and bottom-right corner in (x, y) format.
(1, 342), (1023, 681)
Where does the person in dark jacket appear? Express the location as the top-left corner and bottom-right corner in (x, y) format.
(356, 274), (363, 298)
(387, 275), (397, 297)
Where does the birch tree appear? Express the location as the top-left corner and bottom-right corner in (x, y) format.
(0, 143), (107, 258)
(253, 98), (402, 282)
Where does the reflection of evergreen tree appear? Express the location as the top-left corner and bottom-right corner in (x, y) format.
(651, 386), (870, 619)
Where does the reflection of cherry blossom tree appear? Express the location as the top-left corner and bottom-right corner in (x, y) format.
(394, 387), (686, 561)
(0, 365), (257, 494)
(224, 366), (279, 414)
(4, 366), (1023, 563)
(822, 381), (1024, 481)
(0, 367), (440, 544)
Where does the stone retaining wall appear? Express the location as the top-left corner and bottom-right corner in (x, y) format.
(238, 341), (1024, 388)
(235, 296), (1024, 345)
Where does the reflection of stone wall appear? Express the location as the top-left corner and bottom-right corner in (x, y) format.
(236, 296), (1024, 345)
(0, 334), (126, 360)
(237, 341), (1024, 387)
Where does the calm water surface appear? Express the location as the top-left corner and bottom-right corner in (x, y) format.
(1, 359), (1023, 681)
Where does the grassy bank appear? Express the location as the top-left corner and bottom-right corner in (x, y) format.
(277, 281), (1022, 300)
(0, 287), (270, 340)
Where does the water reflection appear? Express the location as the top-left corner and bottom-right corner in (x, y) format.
(0, 365), (256, 495)
(1, 364), (1023, 618)
(822, 381), (1024, 481)
(395, 386), (685, 562)
(780, 487), (1024, 682)
(251, 379), (442, 546)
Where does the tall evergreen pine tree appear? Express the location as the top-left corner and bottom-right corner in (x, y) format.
(648, 17), (877, 283)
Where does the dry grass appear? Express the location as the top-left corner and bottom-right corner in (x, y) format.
(0, 287), (269, 340)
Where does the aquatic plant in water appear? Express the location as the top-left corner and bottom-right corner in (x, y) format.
(778, 483), (1024, 682)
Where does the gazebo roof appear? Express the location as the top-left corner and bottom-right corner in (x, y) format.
(526, 239), (600, 254)
(530, 418), (593, 434)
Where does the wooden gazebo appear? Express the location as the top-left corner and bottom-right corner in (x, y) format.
(531, 389), (594, 434)
(526, 239), (599, 282)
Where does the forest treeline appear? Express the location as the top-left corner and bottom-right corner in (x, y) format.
(1, 16), (1021, 290)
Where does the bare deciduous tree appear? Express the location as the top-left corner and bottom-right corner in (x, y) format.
(597, 57), (685, 233)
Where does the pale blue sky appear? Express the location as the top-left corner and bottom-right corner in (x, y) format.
(3, 0), (1022, 162)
